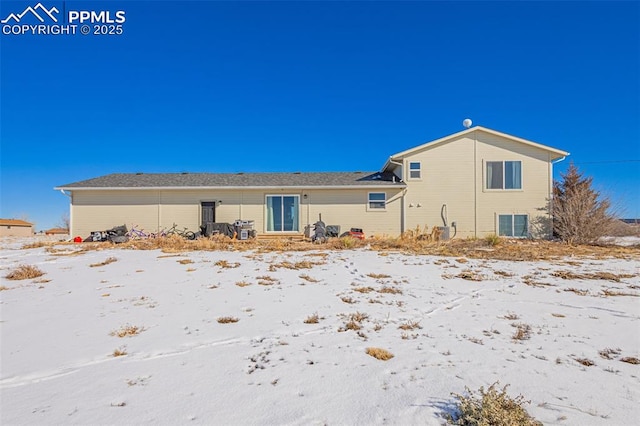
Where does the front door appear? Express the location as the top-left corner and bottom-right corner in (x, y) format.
(201, 202), (216, 225)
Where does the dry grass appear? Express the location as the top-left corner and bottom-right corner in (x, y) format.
(353, 286), (375, 293)
(456, 270), (486, 281)
(268, 260), (323, 271)
(217, 316), (239, 324)
(215, 260), (240, 268)
(367, 273), (391, 279)
(551, 270), (637, 282)
(341, 296), (356, 304)
(512, 323), (532, 341)
(564, 288), (589, 296)
(398, 320), (422, 331)
(365, 347), (394, 361)
(349, 312), (369, 322)
(89, 257), (117, 267)
(501, 312), (520, 321)
(378, 286), (403, 295)
(449, 382), (542, 426)
(601, 288), (638, 297)
(0, 285), (10, 291)
(574, 357), (595, 367)
(620, 356), (639, 365)
(304, 313), (321, 324)
(4, 264), (45, 280)
(177, 259), (194, 265)
(112, 347), (127, 357)
(257, 275), (278, 285)
(110, 324), (144, 338)
(32, 234), (639, 262)
(235, 281), (251, 287)
(599, 348), (621, 360)
(299, 274), (320, 283)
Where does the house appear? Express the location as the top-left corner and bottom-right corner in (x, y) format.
(44, 228), (70, 235)
(0, 219), (34, 237)
(55, 126), (569, 240)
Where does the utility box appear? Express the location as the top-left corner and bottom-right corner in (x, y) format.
(437, 226), (450, 241)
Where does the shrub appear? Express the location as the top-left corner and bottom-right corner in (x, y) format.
(552, 164), (617, 244)
(5, 264), (45, 280)
(449, 382), (542, 425)
(485, 234), (502, 246)
(365, 347), (394, 361)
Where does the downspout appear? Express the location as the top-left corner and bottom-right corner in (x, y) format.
(473, 130), (478, 238)
(549, 155), (567, 239)
(388, 157), (406, 234)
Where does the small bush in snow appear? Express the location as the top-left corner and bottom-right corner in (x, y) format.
(449, 382), (542, 426)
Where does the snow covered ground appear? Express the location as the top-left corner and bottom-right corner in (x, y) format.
(1, 240), (638, 425)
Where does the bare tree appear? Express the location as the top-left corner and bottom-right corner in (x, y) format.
(552, 164), (616, 244)
(57, 213), (70, 231)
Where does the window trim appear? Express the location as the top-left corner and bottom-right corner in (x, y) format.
(264, 194), (300, 233)
(485, 160), (523, 191)
(497, 213), (529, 238)
(367, 192), (387, 211)
(407, 161), (422, 180)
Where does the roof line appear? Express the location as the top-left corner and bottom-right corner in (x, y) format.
(382, 126), (570, 170)
(54, 184), (406, 191)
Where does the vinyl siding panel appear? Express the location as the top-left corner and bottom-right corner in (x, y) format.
(70, 188), (404, 238)
(400, 131), (553, 238)
(475, 132), (553, 238)
(402, 135), (476, 236)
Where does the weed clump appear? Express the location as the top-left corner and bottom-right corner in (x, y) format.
(365, 347), (394, 361)
(5, 264), (45, 280)
(449, 382), (542, 426)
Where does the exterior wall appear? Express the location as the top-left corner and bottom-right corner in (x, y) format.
(400, 130), (553, 238)
(0, 225), (33, 237)
(70, 187), (404, 238)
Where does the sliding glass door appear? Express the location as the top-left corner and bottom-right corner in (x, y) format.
(266, 195), (299, 232)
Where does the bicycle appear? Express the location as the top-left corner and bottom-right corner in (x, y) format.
(126, 225), (151, 239)
(166, 223), (196, 240)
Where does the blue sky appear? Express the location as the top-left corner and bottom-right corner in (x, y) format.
(1, 0), (638, 231)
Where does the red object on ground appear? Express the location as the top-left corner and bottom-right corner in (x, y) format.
(73, 236), (82, 243)
(345, 230), (365, 240)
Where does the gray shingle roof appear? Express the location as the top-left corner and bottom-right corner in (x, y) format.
(56, 171), (405, 189)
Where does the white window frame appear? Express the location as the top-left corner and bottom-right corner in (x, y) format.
(408, 161), (421, 180)
(485, 160), (522, 190)
(367, 192), (386, 211)
(265, 194), (300, 233)
(496, 213), (529, 237)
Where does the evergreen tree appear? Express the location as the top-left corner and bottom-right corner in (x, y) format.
(552, 164), (616, 244)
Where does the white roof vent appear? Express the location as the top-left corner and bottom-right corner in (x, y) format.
(463, 118), (472, 128)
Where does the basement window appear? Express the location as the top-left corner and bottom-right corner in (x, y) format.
(498, 214), (528, 237)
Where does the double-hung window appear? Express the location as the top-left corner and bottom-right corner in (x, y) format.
(368, 192), (386, 210)
(408, 162), (421, 179)
(486, 161), (522, 189)
(266, 195), (299, 232)
(498, 214), (528, 237)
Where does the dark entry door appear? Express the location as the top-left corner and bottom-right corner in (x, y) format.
(201, 202), (216, 225)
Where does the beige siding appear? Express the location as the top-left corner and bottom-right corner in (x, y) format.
(0, 225), (33, 237)
(70, 187), (404, 238)
(400, 130), (553, 238)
